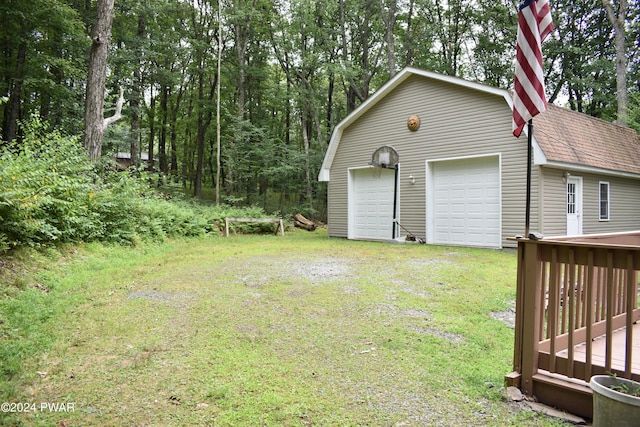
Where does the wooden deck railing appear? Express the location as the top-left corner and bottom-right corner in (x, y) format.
(507, 231), (640, 419)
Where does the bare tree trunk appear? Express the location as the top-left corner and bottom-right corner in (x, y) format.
(602, 0), (628, 126)
(2, 42), (26, 144)
(216, 0), (222, 205)
(158, 85), (169, 174)
(148, 89), (156, 171)
(129, 14), (146, 168)
(169, 85), (185, 175)
(405, 0), (415, 67)
(130, 76), (141, 167)
(83, 0), (115, 160)
(380, 0), (397, 77)
(194, 68), (206, 198)
(301, 115), (313, 210)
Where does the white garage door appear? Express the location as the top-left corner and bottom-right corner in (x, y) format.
(351, 167), (396, 240)
(432, 157), (501, 247)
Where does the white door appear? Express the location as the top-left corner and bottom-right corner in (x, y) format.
(430, 156), (501, 248)
(566, 176), (583, 236)
(351, 167), (396, 240)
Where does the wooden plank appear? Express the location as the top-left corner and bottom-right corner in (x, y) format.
(626, 253), (635, 376)
(606, 252), (614, 372)
(548, 322), (640, 381)
(585, 249), (595, 380)
(521, 241), (543, 395)
(548, 246), (559, 373)
(224, 218), (285, 237)
(226, 217), (282, 223)
(538, 309), (640, 352)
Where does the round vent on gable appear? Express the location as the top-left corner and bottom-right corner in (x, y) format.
(370, 145), (399, 168)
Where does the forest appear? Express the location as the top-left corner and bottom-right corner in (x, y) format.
(1, 0), (639, 221)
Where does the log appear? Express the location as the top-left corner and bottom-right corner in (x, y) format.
(294, 213), (316, 231)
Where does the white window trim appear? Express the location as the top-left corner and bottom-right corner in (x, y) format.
(599, 181), (610, 221)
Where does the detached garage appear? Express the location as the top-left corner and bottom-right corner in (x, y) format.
(319, 67), (640, 248)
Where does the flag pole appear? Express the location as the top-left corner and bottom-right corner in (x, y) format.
(524, 119), (533, 238)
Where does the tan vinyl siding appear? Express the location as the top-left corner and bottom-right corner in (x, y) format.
(328, 74), (539, 247)
(539, 168), (640, 236)
(539, 168), (567, 236)
(582, 173), (640, 233)
(327, 179), (348, 237)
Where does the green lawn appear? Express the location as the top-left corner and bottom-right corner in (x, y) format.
(0, 230), (570, 426)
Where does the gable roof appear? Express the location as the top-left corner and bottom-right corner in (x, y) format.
(318, 67), (513, 181)
(318, 67), (640, 181)
(534, 104), (640, 176)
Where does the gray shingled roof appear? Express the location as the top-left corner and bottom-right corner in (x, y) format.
(534, 104), (640, 175)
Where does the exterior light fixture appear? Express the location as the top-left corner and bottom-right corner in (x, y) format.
(408, 175), (416, 185)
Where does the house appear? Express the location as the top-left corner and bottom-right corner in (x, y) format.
(318, 67), (640, 248)
(115, 152), (151, 170)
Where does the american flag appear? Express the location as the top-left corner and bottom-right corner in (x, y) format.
(512, 0), (554, 137)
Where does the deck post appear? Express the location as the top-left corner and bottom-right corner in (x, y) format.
(520, 239), (543, 396)
(512, 241), (526, 374)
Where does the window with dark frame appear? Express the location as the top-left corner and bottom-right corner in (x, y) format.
(567, 182), (576, 214)
(599, 181), (610, 221)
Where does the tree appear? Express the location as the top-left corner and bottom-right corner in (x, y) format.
(470, 0), (517, 88)
(602, 0), (629, 125)
(544, 0), (617, 119)
(339, 0), (385, 112)
(1, 0), (86, 144)
(83, 0), (116, 159)
(380, 0), (398, 77)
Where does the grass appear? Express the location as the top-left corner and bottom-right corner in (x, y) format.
(0, 230), (571, 426)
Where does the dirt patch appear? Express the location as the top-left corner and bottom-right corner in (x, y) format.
(127, 290), (190, 302)
(408, 326), (465, 343)
(285, 258), (352, 283)
(233, 257), (353, 287)
(490, 302), (516, 329)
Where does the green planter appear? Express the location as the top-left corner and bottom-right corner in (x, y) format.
(591, 375), (640, 427)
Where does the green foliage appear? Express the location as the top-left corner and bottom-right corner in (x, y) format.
(628, 90), (640, 133)
(0, 117), (97, 247)
(0, 117), (280, 253)
(608, 374), (640, 397)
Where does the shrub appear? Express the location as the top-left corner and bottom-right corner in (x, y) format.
(0, 118), (281, 253)
(0, 117), (98, 248)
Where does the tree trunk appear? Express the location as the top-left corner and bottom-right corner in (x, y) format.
(2, 42), (27, 144)
(148, 88), (156, 171)
(194, 67), (206, 198)
(405, 0), (415, 67)
(216, 0), (223, 204)
(381, 0), (397, 77)
(169, 85), (185, 176)
(301, 114), (313, 211)
(159, 85), (169, 174)
(130, 76), (141, 168)
(194, 63), (216, 198)
(602, 0), (628, 126)
(83, 0), (115, 160)
(294, 213), (316, 231)
(129, 13), (146, 168)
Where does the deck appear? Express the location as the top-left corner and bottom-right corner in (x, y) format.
(556, 322), (640, 374)
(506, 231), (640, 419)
